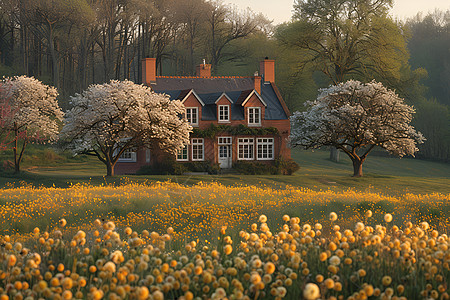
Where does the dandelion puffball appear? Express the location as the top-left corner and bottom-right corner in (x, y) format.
(303, 283), (320, 300)
(384, 213), (393, 223)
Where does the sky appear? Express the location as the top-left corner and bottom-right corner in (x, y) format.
(225, 0), (450, 24)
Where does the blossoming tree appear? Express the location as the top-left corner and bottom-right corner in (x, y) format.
(0, 88), (12, 151)
(60, 80), (192, 176)
(290, 80), (425, 177)
(0, 76), (63, 173)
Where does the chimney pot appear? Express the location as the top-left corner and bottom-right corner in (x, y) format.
(142, 58), (156, 84)
(260, 58), (275, 83)
(196, 63), (211, 77)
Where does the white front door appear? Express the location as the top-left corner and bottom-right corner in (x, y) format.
(218, 145), (232, 168)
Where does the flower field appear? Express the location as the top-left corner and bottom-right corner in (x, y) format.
(0, 181), (449, 299)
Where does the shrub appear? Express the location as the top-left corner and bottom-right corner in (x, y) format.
(137, 159), (220, 175)
(233, 158), (300, 175)
(233, 161), (279, 175)
(137, 158), (187, 175)
(184, 161), (220, 174)
(274, 157), (300, 175)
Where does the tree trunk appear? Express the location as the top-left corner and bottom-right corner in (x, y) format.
(330, 147), (340, 162)
(105, 154), (115, 177)
(352, 158), (363, 177)
(106, 162), (115, 177)
(48, 27), (59, 91)
(13, 124), (27, 174)
(13, 132), (19, 173)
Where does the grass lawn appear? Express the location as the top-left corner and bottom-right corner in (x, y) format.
(1, 148), (448, 195)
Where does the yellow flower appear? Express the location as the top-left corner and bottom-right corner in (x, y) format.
(264, 262), (275, 274)
(59, 218), (67, 227)
(324, 278), (335, 289)
(355, 222), (365, 232)
(319, 252), (328, 261)
(7, 255), (17, 267)
(224, 244), (232, 255)
(329, 212), (338, 221)
(382, 276), (392, 286)
(136, 287), (149, 300)
(303, 283), (320, 300)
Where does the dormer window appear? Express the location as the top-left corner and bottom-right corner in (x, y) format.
(185, 107), (198, 126)
(218, 105), (230, 122)
(248, 107), (261, 126)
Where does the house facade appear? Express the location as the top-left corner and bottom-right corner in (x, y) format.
(114, 58), (291, 175)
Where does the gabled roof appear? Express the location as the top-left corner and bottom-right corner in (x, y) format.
(152, 77), (289, 120)
(239, 90), (267, 107)
(178, 89), (205, 106)
(215, 92), (233, 104)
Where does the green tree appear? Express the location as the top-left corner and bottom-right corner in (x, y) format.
(277, 0), (416, 161)
(406, 10), (450, 106)
(413, 100), (450, 161)
(277, 0), (408, 85)
(205, 2), (270, 71)
(21, 0), (93, 91)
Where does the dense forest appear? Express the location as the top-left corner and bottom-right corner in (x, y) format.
(0, 0), (449, 161)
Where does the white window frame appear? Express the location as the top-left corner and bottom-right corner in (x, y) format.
(218, 137), (232, 145)
(218, 105), (230, 122)
(191, 138), (204, 161)
(257, 138), (274, 160)
(117, 148), (137, 162)
(248, 107), (261, 126)
(238, 138), (254, 160)
(177, 146), (189, 161)
(186, 107), (199, 126)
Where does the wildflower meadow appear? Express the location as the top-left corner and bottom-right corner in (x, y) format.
(0, 181), (449, 299)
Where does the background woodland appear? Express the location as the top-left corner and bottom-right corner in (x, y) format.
(0, 0), (448, 161)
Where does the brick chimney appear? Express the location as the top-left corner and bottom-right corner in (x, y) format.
(142, 58), (156, 85)
(260, 57), (275, 83)
(254, 76), (262, 95)
(196, 61), (211, 77)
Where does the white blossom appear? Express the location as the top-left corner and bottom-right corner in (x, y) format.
(0, 76), (63, 141)
(290, 80), (425, 176)
(60, 80), (192, 176)
(0, 76), (63, 172)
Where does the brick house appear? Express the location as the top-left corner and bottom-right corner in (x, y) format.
(114, 58), (291, 174)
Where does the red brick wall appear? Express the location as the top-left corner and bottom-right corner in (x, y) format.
(183, 94), (202, 128)
(114, 148), (148, 175)
(114, 92), (291, 174)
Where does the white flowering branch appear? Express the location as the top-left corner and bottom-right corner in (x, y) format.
(60, 80), (192, 176)
(290, 80), (425, 177)
(0, 76), (63, 173)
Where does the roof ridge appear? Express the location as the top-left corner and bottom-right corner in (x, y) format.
(156, 76), (254, 79)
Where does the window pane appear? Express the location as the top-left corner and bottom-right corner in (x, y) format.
(238, 138), (254, 160)
(257, 138), (273, 160)
(248, 107), (260, 125)
(192, 138), (204, 161)
(186, 108), (198, 125)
